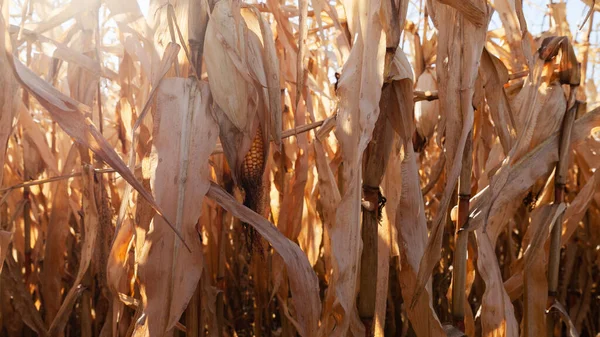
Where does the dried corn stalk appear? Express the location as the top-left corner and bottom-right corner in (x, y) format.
(413, 0), (491, 310)
(326, 0), (387, 333)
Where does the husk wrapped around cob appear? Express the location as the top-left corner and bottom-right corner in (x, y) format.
(204, 0), (281, 250)
(414, 68), (439, 141)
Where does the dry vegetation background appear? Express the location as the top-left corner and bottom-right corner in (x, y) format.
(1, 0), (600, 336)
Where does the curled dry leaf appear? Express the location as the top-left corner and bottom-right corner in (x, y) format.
(471, 43), (581, 243)
(479, 48), (514, 153)
(546, 301), (580, 337)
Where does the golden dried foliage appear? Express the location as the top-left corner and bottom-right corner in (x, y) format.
(2, 0), (600, 337)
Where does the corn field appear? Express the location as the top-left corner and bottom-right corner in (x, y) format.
(2, 0), (600, 336)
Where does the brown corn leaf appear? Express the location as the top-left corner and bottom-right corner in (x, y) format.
(106, 216), (135, 337)
(298, 182), (323, 267)
(479, 48), (514, 153)
(0, 230), (12, 274)
(207, 182), (320, 336)
(560, 168), (600, 245)
(39, 145), (77, 324)
(1, 259), (48, 337)
(475, 228), (519, 337)
(437, 0), (487, 27)
(464, 107), (600, 242)
(396, 140), (446, 336)
(115, 42), (181, 234)
(3, 25), (189, 249)
(18, 103), (59, 175)
(9, 25), (116, 81)
(547, 301), (579, 337)
(132, 79), (217, 336)
(465, 46), (578, 244)
(277, 96), (309, 241)
(522, 204), (565, 337)
(48, 166), (99, 335)
(503, 166), (599, 301)
(314, 136), (341, 337)
(386, 49), (415, 141)
(0, 11), (18, 188)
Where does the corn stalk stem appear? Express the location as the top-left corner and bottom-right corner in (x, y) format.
(357, 91), (394, 335)
(22, 126), (31, 281)
(216, 203), (228, 337)
(547, 93), (578, 336)
(452, 130), (472, 331)
(358, 195), (378, 335)
(81, 271), (92, 337)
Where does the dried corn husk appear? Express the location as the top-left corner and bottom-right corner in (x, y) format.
(205, 0), (281, 182)
(205, 0), (255, 133)
(414, 68), (439, 140)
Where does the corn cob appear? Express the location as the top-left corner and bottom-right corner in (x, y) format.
(240, 124), (266, 252)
